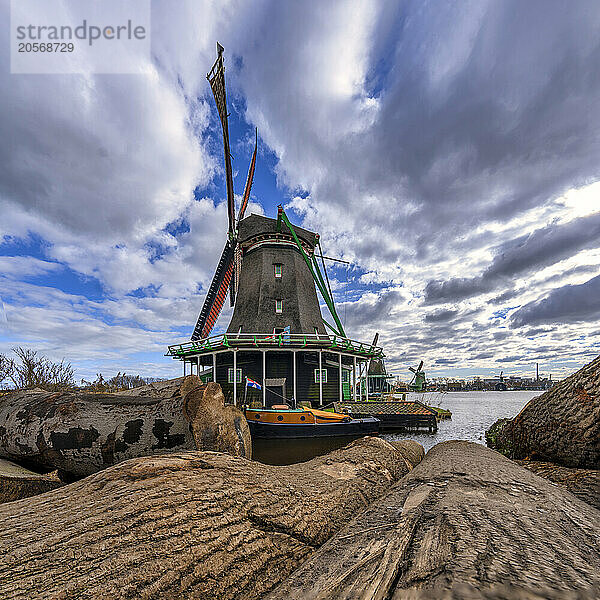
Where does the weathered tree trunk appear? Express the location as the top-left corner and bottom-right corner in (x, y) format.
(389, 439), (425, 467)
(0, 436), (419, 600)
(268, 441), (600, 600)
(516, 459), (600, 511)
(487, 354), (600, 468)
(0, 376), (251, 477)
(0, 458), (62, 504)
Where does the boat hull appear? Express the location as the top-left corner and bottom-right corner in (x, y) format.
(247, 416), (380, 439)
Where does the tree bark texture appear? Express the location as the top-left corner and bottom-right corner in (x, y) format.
(0, 458), (62, 504)
(388, 440), (425, 467)
(487, 354), (600, 468)
(268, 441), (600, 600)
(0, 376), (251, 477)
(0, 436), (419, 600)
(516, 459), (600, 511)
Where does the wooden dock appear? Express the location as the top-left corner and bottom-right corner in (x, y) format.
(333, 401), (438, 432)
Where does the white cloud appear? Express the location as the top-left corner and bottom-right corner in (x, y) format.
(1, 0), (599, 381)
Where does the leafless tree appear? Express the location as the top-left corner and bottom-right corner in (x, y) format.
(0, 354), (13, 388)
(9, 347), (74, 391)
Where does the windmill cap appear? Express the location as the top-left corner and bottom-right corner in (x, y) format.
(237, 213), (318, 248)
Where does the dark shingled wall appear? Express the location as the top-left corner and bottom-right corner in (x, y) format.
(227, 215), (326, 335)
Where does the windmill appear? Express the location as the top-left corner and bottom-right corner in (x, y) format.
(408, 360), (426, 392)
(495, 370), (507, 391)
(191, 43), (258, 342)
(364, 333), (394, 397)
(168, 44), (384, 409)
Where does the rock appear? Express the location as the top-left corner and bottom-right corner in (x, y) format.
(0, 458), (62, 504)
(486, 354), (600, 468)
(0, 436), (415, 600)
(0, 376), (251, 477)
(268, 441), (600, 599)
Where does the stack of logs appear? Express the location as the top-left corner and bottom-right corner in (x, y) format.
(0, 357), (599, 599)
(0, 376), (251, 492)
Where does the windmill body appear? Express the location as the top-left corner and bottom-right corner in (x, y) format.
(227, 214), (326, 336)
(408, 361), (426, 392)
(167, 44), (384, 408)
(365, 358), (394, 396)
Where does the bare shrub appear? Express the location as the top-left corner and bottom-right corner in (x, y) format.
(80, 372), (164, 393)
(0, 354), (13, 388)
(9, 347), (74, 391)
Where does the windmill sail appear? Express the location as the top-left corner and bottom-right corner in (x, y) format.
(229, 129), (258, 306)
(230, 243), (242, 307)
(238, 128), (257, 223)
(191, 240), (235, 340)
(207, 42), (236, 236)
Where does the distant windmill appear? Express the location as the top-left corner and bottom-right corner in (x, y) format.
(495, 370), (507, 391)
(408, 360), (426, 392)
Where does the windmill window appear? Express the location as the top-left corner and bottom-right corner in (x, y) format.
(275, 299), (283, 313)
(274, 264), (283, 278)
(228, 368), (242, 384)
(314, 369), (327, 384)
(342, 371), (350, 383)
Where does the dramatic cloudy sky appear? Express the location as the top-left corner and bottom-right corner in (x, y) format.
(1, 0), (599, 384)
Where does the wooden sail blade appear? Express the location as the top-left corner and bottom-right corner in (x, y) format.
(207, 43), (236, 237)
(191, 240), (235, 340)
(229, 242), (242, 307)
(238, 128), (257, 223)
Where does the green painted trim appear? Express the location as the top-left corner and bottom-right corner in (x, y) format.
(322, 319), (338, 334)
(278, 208), (346, 337)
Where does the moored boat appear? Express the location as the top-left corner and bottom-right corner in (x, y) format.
(245, 406), (380, 439)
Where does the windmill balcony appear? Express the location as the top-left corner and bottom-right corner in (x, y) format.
(166, 331), (385, 407)
(166, 332), (385, 360)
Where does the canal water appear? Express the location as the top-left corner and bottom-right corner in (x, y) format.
(252, 390), (539, 465)
(384, 390), (538, 453)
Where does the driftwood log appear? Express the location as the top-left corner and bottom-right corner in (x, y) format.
(0, 376), (251, 477)
(0, 458), (62, 504)
(389, 439), (425, 466)
(268, 441), (600, 600)
(486, 354), (600, 468)
(516, 459), (600, 511)
(0, 436), (419, 600)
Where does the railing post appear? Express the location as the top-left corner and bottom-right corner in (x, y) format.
(212, 353), (216, 382)
(353, 355), (357, 401)
(262, 350), (266, 408)
(233, 350), (237, 407)
(293, 350), (297, 406)
(319, 349), (323, 406)
(359, 360), (363, 401)
(338, 353), (343, 402)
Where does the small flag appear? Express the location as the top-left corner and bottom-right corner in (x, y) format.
(246, 377), (262, 390)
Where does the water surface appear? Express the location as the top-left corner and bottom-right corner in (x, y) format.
(384, 390), (539, 452)
(252, 390), (540, 464)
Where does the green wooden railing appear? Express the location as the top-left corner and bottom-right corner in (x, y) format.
(166, 332), (384, 359)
